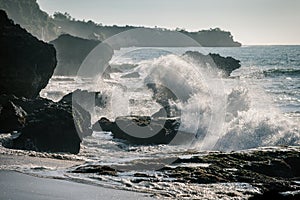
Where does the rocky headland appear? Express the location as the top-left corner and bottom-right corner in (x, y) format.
(0, 10), (56, 99)
(0, 11), (91, 154)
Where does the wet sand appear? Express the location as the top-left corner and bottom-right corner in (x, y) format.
(0, 170), (156, 200)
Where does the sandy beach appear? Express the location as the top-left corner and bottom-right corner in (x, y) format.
(0, 152), (156, 200)
(0, 170), (156, 200)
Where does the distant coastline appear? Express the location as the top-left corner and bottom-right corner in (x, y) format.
(0, 0), (241, 47)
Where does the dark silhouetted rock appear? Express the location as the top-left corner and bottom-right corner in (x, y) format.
(0, 97), (27, 133)
(93, 116), (182, 145)
(50, 34), (99, 75)
(59, 90), (94, 137)
(13, 108), (81, 154)
(8, 98), (81, 154)
(50, 34), (101, 75)
(60, 89), (108, 110)
(0, 10), (57, 98)
(183, 51), (241, 76)
(0, 94), (92, 154)
(72, 165), (119, 176)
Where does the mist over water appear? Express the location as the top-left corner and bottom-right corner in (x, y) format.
(18, 45), (300, 199)
(41, 46), (300, 152)
(101, 47), (299, 151)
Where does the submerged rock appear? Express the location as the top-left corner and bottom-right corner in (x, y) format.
(183, 51), (241, 76)
(0, 10), (56, 98)
(72, 165), (119, 176)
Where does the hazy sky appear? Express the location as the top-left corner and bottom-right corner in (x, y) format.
(37, 0), (300, 45)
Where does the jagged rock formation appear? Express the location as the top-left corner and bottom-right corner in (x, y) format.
(160, 147), (300, 199)
(0, 94), (92, 154)
(0, 10), (56, 98)
(183, 51), (241, 76)
(93, 116), (184, 145)
(11, 98), (82, 154)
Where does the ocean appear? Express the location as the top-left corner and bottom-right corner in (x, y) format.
(1, 45), (300, 199)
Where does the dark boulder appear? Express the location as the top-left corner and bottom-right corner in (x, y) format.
(6, 97), (82, 154)
(12, 102), (81, 154)
(72, 102), (93, 138)
(0, 10), (57, 98)
(72, 165), (119, 176)
(0, 95), (89, 154)
(93, 116), (182, 145)
(50, 34), (100, 76)
(183, 51), (241, 76)
(60, 89), (108, 110)
(0, 96), (27, 133)
(59, 90), (94, 137)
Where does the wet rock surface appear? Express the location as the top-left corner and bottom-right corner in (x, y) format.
(159, 147), (300, 199)
(93, 116), (183, 145)
(11, 99), (81, 154)
(0, 93), (92, 154)
(72, 165), (119, 176)
(70, 147), (300, 199)
(183, 51), (241, 76)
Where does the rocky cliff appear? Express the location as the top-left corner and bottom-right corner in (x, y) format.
(0, 10), (56, 98)
(50, 34), (100, 76)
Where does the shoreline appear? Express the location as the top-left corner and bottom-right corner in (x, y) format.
(0, 170), (156, 200)
(1, 146), (300, 199)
